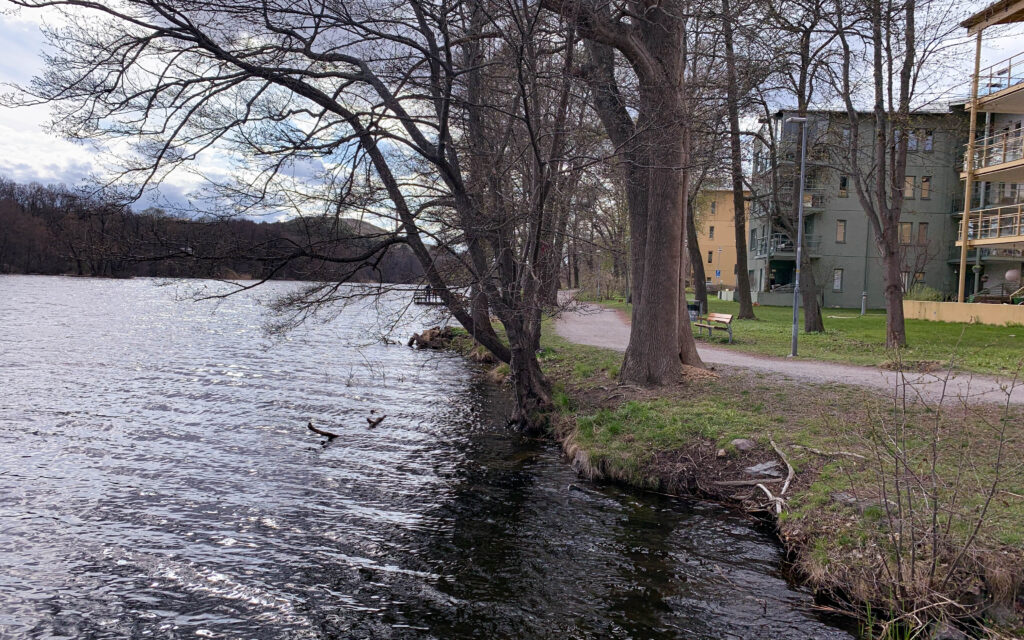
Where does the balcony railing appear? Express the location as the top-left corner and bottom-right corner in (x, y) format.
(948, 245), (1024, 261)
(752, 233), (822, 257)
(978, 51), (1024, 98)
(965, 130), (1024, 172)
(957, 204), (1024, 242)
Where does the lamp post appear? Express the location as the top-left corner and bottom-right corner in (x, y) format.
(785, 115), (808, 358)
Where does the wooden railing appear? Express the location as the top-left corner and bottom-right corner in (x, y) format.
(958, 204), (1024, 242)
(965, 130), (1024, 171)
(978, 51), (1024, 98)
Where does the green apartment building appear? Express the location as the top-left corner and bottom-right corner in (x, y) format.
(747, 109), (967, 309)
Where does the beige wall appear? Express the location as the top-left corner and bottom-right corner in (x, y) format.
(903, 300), (1024, 326)
(693, 189), (747, 288)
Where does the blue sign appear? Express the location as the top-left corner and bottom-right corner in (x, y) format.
(715, 270), (721, 278)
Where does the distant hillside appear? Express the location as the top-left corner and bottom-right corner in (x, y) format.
(0, 178), (425, 283)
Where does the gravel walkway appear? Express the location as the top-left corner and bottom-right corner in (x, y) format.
(554, 297), (1024, 406)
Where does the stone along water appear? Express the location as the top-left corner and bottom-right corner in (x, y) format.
(0, 276), (856, 639)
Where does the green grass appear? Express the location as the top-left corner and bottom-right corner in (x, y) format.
(539, 325), (1024, 632)
(596, 296), (1024, 376)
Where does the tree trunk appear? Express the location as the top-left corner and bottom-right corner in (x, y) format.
(686, 193), (708, 314)
(678, 168), (704, 368)
(620, 104), (685, 384)
(881, 241), (908, 348)
(722, 0), (755, 320)
(800, 260), (825, 333)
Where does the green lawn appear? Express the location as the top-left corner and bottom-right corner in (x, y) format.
(597, 297), (1024, 376)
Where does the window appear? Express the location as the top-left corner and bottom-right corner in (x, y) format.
(922, 130), (934, 152)
(750, 228), (757, 245)
(839, 175), (849, 198)
(833, 268), (844, 291)
(711, 201), (717, 214)
(836, 219), (847, 243)
(908, 130), (918, 152)
(914, 272), (926, 284)
(901, 272), (911, 291)
(899, 222), (913, 245)
(709, 225), (715, 240)
(904, 176), (915, 199)
(921, 175), (931, 199)
(917, 222), (929, 245)
(707, 251), (713, 264)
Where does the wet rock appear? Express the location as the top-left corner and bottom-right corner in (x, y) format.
(730, 438), (756, 452)
(743, 461), (782, 478)
(408, 326), (454, 349)
(983, 603), (1017, 626)
(716, 448), (727, 458)
(929, 621), (967, 640)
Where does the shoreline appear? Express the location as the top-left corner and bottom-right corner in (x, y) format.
(448, 324), (1024, 638)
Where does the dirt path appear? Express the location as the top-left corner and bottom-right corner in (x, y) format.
(554, 296), (1024, 406)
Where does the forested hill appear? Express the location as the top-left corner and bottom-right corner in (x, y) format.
(0, 178), (424, 283)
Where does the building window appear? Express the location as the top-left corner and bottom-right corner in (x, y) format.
(836, 219), (847, 243)
(904, 176), (915, 199)
(917, 222), (929, 245)
(914, 272), (926, 285)
(711, 201), (717, 214)
(922, 130), (934, 152)
(709, 225), (715, 240)
(707, 251), (713, 264)
(907, 130), (918, 152)
(833, 268), (843, 291)
(920, 175), (931, 199)
(839, 175), (849, 198)
(899, 222), (913, 245)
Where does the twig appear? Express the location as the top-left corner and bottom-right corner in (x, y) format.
(791, 444), (866, 460)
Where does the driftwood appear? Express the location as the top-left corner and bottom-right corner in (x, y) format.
(308, 421), (339, 439)
(367, 415), (385, 428)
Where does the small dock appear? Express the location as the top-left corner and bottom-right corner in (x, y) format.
(412, 286), (445, 305)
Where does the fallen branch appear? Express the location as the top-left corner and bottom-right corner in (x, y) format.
(367, 415), (386, 428)
(755, 483), (785, 514)
(308, 421), (339, 439)
(712, 478), (785, 487)
(770, 438), (796, 496)
(791, 444), (866, 460)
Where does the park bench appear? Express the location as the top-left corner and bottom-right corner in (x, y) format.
(694, 312), (734, 343)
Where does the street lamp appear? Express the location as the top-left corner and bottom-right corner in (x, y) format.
(785, 115), (808, 358)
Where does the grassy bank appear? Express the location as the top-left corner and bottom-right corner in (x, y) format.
(537, 322), (1024, 638)
(593, 296), (1023, 376)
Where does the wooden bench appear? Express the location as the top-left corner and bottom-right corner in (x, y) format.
(694, 313), (734, 343)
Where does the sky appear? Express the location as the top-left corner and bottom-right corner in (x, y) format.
(0, 3), (1022, 214)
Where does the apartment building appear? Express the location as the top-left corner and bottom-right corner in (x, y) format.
(747, 109), (966, 309)
(956, 0), (1024, 304)
(691, 189), (748, 289)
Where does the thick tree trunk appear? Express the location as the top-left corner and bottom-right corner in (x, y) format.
(620, 107), (685, 384)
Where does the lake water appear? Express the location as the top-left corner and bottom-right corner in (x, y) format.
(0, 276), (856, 639)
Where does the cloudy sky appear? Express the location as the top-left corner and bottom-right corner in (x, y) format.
(0, 3), (1021, 213)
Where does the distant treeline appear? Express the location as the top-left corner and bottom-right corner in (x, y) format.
(0, 178), (424, 283)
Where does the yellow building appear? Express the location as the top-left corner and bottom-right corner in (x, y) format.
(691, 189), (748, 289)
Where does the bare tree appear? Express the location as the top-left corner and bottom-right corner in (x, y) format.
(6, 0), (601, 429)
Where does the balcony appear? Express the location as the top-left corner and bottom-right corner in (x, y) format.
(963, 130), (1024, 181)
(752, 233), (822, 258)
(956, 203), (1024, 247)
(947, 245), (1024, 262)
(977, 51), (1024, 112)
